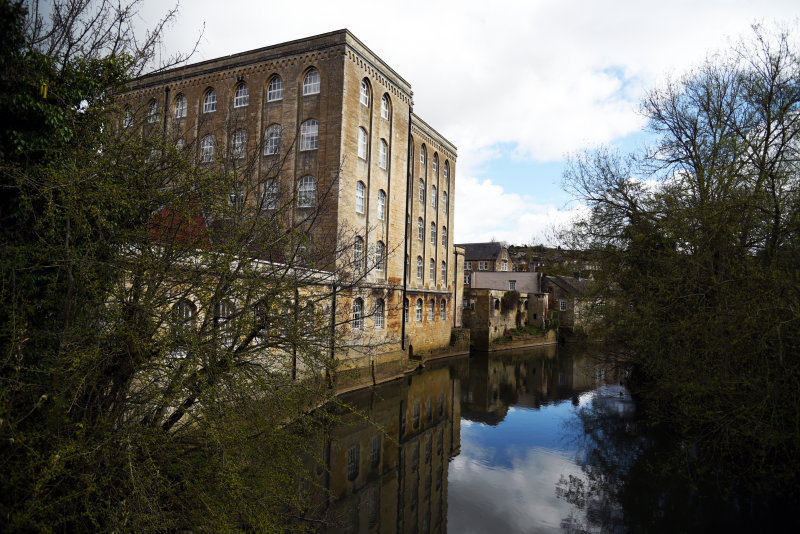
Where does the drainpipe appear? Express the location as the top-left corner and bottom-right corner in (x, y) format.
(401, 107), (413, 350)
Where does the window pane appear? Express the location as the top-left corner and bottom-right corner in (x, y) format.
(300, 119), (318, 150)
(303, 69), (320, 95)
(234, 83), (249, 107)
(267, 77), (283, 101)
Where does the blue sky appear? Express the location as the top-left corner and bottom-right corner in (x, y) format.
(138, 0), (800, 245)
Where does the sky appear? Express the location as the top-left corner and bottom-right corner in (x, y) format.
(137, 0), (800, 245)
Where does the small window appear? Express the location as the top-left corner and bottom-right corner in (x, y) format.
(174, 95), (187, 119)
(375, 241), (385, 271)
(417, 218), (424, 241)
(123, 107), (134, 128)
(432, 153), (439, 174)
(229, 188), (244, 209)
(356, 181), (365, 213)
(428, 299), (435, 321)
(347, 444), (360, 480)
(300, 119), (318, 150)
(560, 300), (567, 312)
(381, 94), (390, 120)
(418, 179), (425, 202)
(147, 100), (159, 124)
(479, 261), (488, 271)
(203, 89), (217, 113)
(262, 179), (278, 210)
(174, 299), (195, 326)
(416, 256), (423, 279)
(441, 261), (447, 284)
(379, 139), (388, 169)
(303, 69), (320, 95)
(264, 124), (281, 155)
(233, 83), (249, 108)
(175, 138), (185, 151)
(415, 299), (422, 321)
(298, 175), (316, 207)
(377, 190), (386, 220)
(200, 134), (215, 163)
(440, 298), (446, 321)
(501, 260), (508, 271)
(431, 185), (437, 208)
(358, 127), (368, 159)
(352, 298), (363, 329)
(353, 236), (364, 268)
(441, 226), (447, 247)
(360, 79), (370, 106)
(231, 129), (246, 159)
(465, 261), (472, 271)
(267, 76), (283, 101)
(509, 280), (516, 291)
(443, 190), (448, 215)
(430, 223), (436, 245)
(375, 298), (385, 328)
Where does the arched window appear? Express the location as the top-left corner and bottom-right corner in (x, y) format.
(174, 94), (187, 119)
(231, 129), (246, 159)
(375, 241), (385, 271)
(352, 298), (363, 330)
(441, 226), (447, 247)
(262, 179), (277, 210)
(298, 176), (316, 207)
(417, 218), (424, 240)
(356, 181), (365, 213)
(203, 89), (217, 113)
(264, 124), (281, 155)
(440, 299), (447, 321)
(416, 256), (423, 279)
(420, 144), (426, 164)
(200, 134), (215, 162)
(174, 299), (195, 327)
(431, 185), (437, 208)
(375, 298), (385, 329)
(234, 83), (249, 108)
(443, 191), (448, 215)
(215, 299), (235, 326)
(303, 69), (320, 95)
(147, 100), (159, 123)
(357, 127), (368, 159)
(300, 119), (318, 150)
(429, 258), (435, 280)
(353, 236), (364, 267)
(267, 76), (283, 101)
(444, 160), (450, 180)
(415, 299), (423, 321)
(433, 153), (439, 174)
(430, 223), (436, 245)
(379, 139), (388, 169)
(418, 179), (425, 202)
(377, 190), (386, 220)
(360, 79), (370, 106)
(123, 107), (133, 128)
(381, 94), (390, 120)
(404, 298), (409, 323)
(441, 261), (447, 284)
(428, 299), (435, 321)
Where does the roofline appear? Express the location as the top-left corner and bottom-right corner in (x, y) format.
(411, 113), (457, 155)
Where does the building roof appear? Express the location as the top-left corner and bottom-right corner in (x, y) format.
(457, 242), (505, 261)
(543, 275), (593, 297)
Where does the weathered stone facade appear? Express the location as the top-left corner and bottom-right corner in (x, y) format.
(462, 289), (552, 351)
(121, 30), (464, 385)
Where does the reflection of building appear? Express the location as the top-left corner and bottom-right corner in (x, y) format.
(121, 30), (466, 386)
(310, 359), (465, 533)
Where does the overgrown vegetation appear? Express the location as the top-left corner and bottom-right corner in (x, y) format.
(564, 25), (800, 498)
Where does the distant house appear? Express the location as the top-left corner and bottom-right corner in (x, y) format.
(457, 242), (513, 287)
(541, 275), (597, 331)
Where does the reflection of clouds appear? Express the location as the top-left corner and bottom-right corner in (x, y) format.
(449, 445), (585, 533)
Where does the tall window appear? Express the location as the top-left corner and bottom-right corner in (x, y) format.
(430, 223), (436, 245)
(358, 127), (368, 159)
(303, 69), (320, 95)
(200, 135), (214, 163)
(203, 89), (216, 113)
(501, 260), (508, 271)
(431, 185), (437, 208)
(174, 94), (187, 119)
(123, 107), (133, 128)
(232, 129), (246, 159)
(442, 261), (448, 284)
(347, 444), (360, 480)
(375, 241), (385, 271)
(415, 299), (423, 321)
(298, 176), (316, 207)
(416, 256), (423, 279)
(262, 179), (277, 210)
(440, 299), (446, 321)
(404, 298), (409, 323)
(420, 144), (426, 164)
(300, 119), (318, 150)
(417, 218), (424, 240)
(264, 124), (281, 155)
(374, 298), (385, 329)
(443, 191), (448, 215)
(381, 94), (390, 120)
(360, 79), (370, 106)
(428, 300), (435, 321)
(356, 181), (365, 213)
(172, 300), (195, 359)
(432, 153), (439, 174)
(377, 190), (386, 220)
(147, 100), (159, 123)
(441, 226), (447, 246)
(175, 138), (185, 151)
(379, 139), (388, 169)
(429, 258), (435, 281)
(353, 236), (364, 268)
(352, 298), (363, 329)
(444, 160), (450, 180)
(418, 179), (425, 202)
(234, 83), (249, 108)
(267, 76), (283, 101)
(509, 280), (516, 291)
